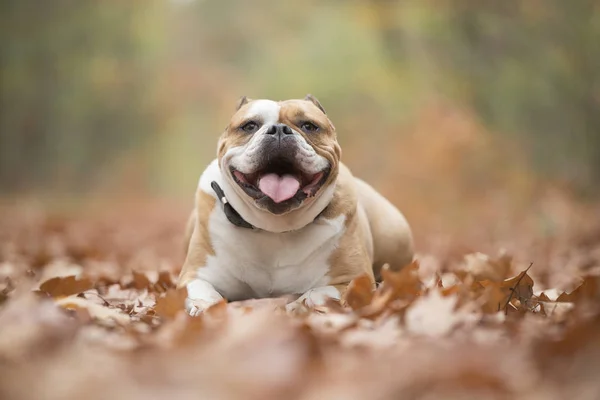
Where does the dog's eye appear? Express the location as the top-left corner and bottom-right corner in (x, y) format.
(241, 121), (259, 133)
(300, 122), (319, 133)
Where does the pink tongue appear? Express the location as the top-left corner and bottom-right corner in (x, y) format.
(258, 173), (300, 203)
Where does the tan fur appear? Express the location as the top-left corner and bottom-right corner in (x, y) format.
(324, 163), (413, 301)
(354, 178), (414, 279)
(177, 191), (217, 287)
(324, 164), (373, 285)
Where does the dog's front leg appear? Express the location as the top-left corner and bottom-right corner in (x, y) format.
(185, 278), (224, 316)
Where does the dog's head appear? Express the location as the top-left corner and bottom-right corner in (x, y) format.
(217, 95), (341, 227)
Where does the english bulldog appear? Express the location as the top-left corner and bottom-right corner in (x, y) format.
(178, 95), (414, 315)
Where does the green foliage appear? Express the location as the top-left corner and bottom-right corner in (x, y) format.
(0, 1), (166, 192)
(1, 0), (599, 195)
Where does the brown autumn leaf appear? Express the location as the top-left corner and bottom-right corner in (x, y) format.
(355, 262), (422, 318)
(476, 266), (535, 314)
(556, 276), (600, 303)
(56, 296), (131, 325)
(3, 201), (600, 399)
(381, 261), (422, 300)
(535, 290), (556, 302)
(39, 275), (94, 298)
(501, 267), (535, 309)
(462, 252), (512, 282)
(538, 301), (574, 321)
(479, 281), (509, 313)
(345, 274), (374, 310)
(154, 287), (188, 319)
(155, 270), (176, 292)
(131, 270), (151, 290)
(152, 311), (205, 347)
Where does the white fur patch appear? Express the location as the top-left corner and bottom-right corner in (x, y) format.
(225, 100), (281, 174)
(199, 212), (346, 301)
(246, 99), (280, 125)
(295, 138), (330, 174)
(195, 162), (346, 301)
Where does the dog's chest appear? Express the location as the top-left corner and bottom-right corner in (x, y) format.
(200, 211), (346, 300)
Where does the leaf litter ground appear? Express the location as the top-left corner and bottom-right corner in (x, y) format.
(2, 203), (600, 400)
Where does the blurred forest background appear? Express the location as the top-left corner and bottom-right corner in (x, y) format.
(1, 0), (599, 243)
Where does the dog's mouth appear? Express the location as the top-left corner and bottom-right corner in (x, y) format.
(230, 159), (329, 205)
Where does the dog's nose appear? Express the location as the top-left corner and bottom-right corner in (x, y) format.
(266, 124), (293, 136)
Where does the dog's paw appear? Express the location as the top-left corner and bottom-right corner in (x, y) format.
(285, 286), (341, 313)
(185, 297), (222, 317)
(185, 279), (224, 317)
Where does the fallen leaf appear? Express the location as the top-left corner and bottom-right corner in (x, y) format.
(477, 265), (535, 314)
(131, 270), (151, 290)
(381, 261), (422, 300)
(56, 296), (131, 325)
(479, 282), (509, 313)
(345, 274), (374, 310)
(539, 301), (574, 321)
(156, 270), (175, 291)
(154, 287), (188, 319)
(39, 275), (94, 298)
(500, 266), (535, 311)
(462, 252), (512, 282)
(556, 276), (600, 303)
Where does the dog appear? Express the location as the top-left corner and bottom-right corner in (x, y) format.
(177, 95), (414, 315)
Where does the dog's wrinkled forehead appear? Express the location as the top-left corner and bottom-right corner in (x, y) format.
(240, 99), (281, 125)
(218, 98), (335, 159)
(233, 99), (331, 128)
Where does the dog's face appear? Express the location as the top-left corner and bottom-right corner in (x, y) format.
(217, 95), (341, 216)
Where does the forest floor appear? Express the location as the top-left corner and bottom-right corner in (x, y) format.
(1, 198), (600, 400)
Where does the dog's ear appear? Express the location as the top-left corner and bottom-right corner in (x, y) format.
(304, 94), (326, 114)
(235, 96), (249, 111)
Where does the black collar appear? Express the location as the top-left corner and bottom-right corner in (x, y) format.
(210, 181), (327, 231)
(211, 181), (255, 229)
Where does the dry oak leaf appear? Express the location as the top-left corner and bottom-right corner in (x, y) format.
(478, 281), (510, 314)
(131, 270), (151, 290)
(39, 275), (94, 298)
(155, 270), (176, 292)
(480, 266), (534, 313)
(535, 288), (562, 302)
(502, 267), (534, 305)
(345, 274), (375, 310)
(462, 252), (512, 282)
(356, 262), (421, 318)
(556, 276), (600, 304)
(154, 287), (188, 319)
(381, 261), (422, 300)
(55, 296), (131, 325)
(152, 310), (205, 347)
(538, 301), (574, 321)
